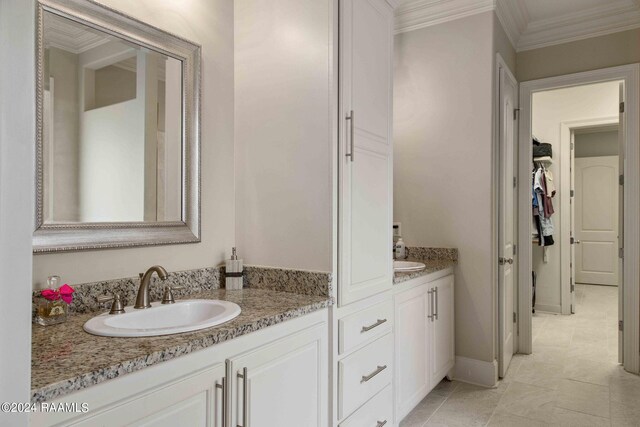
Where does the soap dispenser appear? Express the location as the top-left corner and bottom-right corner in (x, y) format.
(225, 247), (244, 290)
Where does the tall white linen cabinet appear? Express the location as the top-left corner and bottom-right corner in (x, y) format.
(334, 0), (397, 426)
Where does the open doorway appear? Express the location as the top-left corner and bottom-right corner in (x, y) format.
(516, 65), (640, 375)
(531, 81), (621, 366)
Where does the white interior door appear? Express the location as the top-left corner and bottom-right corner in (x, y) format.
(575, 156), (619, 286)
(498, 63), (518, 378)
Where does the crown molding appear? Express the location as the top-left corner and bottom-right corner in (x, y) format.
(44, 13), (109, 54)
(396, 0), (640, 53)
(395, 0), (494, 34)
(494, 0), (527, 48)
(516, 0), (640, 51)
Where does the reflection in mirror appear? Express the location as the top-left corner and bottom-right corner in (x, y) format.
(42, 10), (183, 223)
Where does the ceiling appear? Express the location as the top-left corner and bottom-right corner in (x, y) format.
(395, 0), (640, 51)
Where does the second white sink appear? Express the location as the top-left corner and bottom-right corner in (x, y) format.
(394, 260), (426, 272)
(84, 299), (241, 337)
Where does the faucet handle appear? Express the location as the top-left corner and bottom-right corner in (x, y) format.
(161, 285), (184, 305)
(97, 294), (114, 305)
(97, 293), (126, 315)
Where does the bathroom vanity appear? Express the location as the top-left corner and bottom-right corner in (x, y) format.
(30, 288), (330, 427)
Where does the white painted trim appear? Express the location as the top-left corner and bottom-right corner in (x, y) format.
(559, 117), (619, 315)
(494, 0), (527, 49)
(518, 64), (640, 375)
(453, 356), (498, 388)
(395, 0), (640, 53)
(394, 0), (494, 34)
(516, 0), (640, 52)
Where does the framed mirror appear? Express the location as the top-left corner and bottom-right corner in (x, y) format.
(34, 0), (201, 253)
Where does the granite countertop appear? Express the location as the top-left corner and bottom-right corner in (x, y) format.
(31, 288), (331, 403)
(393, 258), (456, 285)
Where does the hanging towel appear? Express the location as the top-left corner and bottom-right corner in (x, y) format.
(544, 169), (556, 197)
(541, 171), (554, 217)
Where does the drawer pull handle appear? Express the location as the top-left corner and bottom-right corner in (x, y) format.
(215, 378), (227, 426)
(376, 421), (387, 427)
(237, 367), (249, 427)
(361, 318), (387, 333)
(361, 365), (387, 383)
(427, 289), (434, 321)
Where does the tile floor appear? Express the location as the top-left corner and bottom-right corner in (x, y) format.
(400, 284), (640, 427)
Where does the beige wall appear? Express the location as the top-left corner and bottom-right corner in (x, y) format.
(575, 130), (619, 158)
(394, 12), (495, 363)
(33, 0), (235, 287)
(94, 65), (136, 109)
(517, 29), (640, 82)
(234, 0), (334, 272)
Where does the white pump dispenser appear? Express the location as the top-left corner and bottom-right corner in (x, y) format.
(395, 238), (406, 259)
(225, 247), (244, 290)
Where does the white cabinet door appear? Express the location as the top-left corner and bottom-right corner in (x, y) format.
(339, 0), (394, 306)
(394, 285), (430, 421)
(430, 275), (455, 388)
(70, 364), (226, 427)
(228, 323), (327, 427)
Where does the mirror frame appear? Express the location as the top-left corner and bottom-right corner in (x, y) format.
(34, 0), (201, 253)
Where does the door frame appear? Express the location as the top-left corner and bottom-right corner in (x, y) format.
(561, 117), (619, 312)
(494, 54), (519, 376)
(517, 64), (640, 374)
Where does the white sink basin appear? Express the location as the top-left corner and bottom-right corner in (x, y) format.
(83, 299), (241, 337)
(394, 260), (426, 272)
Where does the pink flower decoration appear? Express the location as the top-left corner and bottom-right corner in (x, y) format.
(40, 284), (75, 304)
(41, 289), (59, 301)
(59, 284), (75, 304)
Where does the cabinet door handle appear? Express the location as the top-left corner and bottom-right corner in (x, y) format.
(376, 421), (388, 427)
(237, 367), (248, 427)
(346, 110), (355, 162)
(434, 286), (439, 320)
(215, 378), (227, 427)
(361, 365), (387, 383)
(427, 289), (434, 321)
(361, 318), (387, 333)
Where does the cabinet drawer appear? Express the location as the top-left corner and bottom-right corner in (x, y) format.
(339, 385), (392, 427)
(339, 300), (393, 354)
(338, 333), (393, 419)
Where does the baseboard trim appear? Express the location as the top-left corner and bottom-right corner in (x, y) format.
(452, 356), (498, 388)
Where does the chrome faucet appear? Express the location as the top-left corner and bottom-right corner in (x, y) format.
(134, 265), (169, 309)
